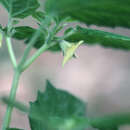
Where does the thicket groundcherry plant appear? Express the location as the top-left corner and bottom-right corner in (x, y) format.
(0, 0), (130, 130)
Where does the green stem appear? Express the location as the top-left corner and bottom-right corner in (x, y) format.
(2, 15), (59, 129)
(21, 21), (60, 71)
(18, 29), (41, 68)
(2, 70), (21, 130)
(2, 12), (20, 129)
(6, 37), (17, 68)
(21, 43), (49, 72)
(18, 16), (52, 70)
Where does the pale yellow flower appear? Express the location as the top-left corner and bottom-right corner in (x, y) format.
(60, 40), (84, 66)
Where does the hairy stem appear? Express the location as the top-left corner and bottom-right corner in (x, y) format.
(2, 70), (21, 130)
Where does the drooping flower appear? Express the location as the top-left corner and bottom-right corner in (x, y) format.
(60, 40), (84, 66)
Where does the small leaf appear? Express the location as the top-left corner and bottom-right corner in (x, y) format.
(13, 26), (35, 40)
(29, 80), (86, 130)
(65, 26), (130, 50)
(12, 26), (45, 49)
(60, 40), (83, 66)
(32, 11), (45, 22)
(45, 0), (130, 28)
(0, 32), (3, 47)
(12, 26), (61, 51)
(0, 0), (40, 18)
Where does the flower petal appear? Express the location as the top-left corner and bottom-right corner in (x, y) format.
(60, 40), (83, 66)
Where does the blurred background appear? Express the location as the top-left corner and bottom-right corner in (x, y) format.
(1, 1), (130, 130)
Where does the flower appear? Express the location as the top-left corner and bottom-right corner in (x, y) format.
(60, 40), (84, 66)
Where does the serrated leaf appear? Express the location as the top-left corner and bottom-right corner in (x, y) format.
(45, 0), (130, 28)
(29, 80), (86, 130)
(60, 40), (83, 66)
(65, 26), (130, 50)
(13, 25), (130, 51)
(0, 0), (39, 18)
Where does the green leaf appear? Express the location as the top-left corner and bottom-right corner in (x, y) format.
(45, 0), (130, 28)
(13, 25), (130, 51)
(47, 116), (89, 130)
(0, 0), (40, 18)
(12, 26), (45, 49)
(89, 113), (130, 130)
(32, 11), (45, 22)
(12, 26), (61, 51)
(13, 26), (35, 40)
(65, 26), (130, 50)
(29, 80), (86, 130)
